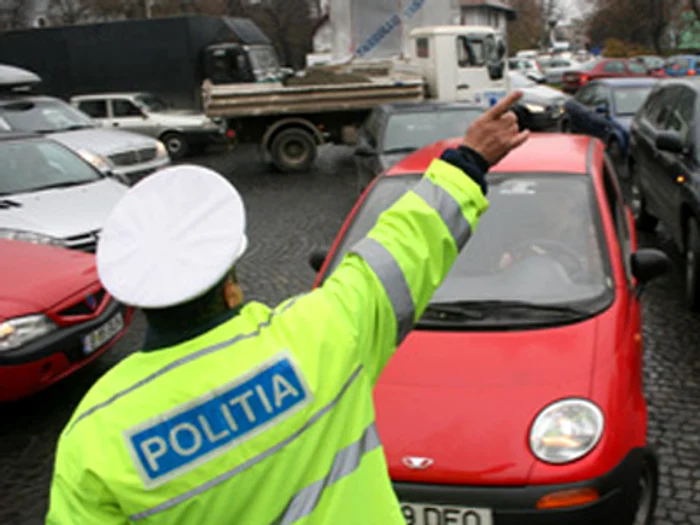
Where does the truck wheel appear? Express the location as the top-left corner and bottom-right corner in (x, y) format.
(685, 218), (700, 310)
(162, 132), (189, 160)
(271, 129), (317, 173)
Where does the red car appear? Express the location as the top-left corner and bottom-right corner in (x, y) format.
(562, 58), (664, 94)
(0, 240), (132, 402)
(310, 135), (670, 524)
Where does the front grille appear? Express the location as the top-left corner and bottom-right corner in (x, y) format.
(137, 147), (157, 162)
(109, 147), (159, 167)
(59, 289), (107, 317)
(109, 150), (139, 167)
(63, 230), (99, 253)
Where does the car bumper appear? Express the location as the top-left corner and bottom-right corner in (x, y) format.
(112, 156), (170, 183)
(0, 301), (132, 402)
(394, 448), (649, 525)
(182, 128), (230, 145)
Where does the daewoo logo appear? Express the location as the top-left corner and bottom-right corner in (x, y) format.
(403, 456), (434, 470)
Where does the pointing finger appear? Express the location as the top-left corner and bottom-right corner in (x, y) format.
(484, 91), (525, 121)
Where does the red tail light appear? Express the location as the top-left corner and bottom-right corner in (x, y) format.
(580, 74), (589, 85)
(689, 69), (696, 76)
(226, 129), (236, 139)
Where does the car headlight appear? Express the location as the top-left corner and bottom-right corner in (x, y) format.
(155, 140), (168, 159)
(524, 103), (547, 114)
(77, 149), (112, 173)
(530, 399), (604, 464)
(0, 228), (65, 247)
(0, 314), (57, 352)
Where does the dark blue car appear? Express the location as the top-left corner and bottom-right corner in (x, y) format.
(560, 78), (658, 167)
(665, 55), (700, 77)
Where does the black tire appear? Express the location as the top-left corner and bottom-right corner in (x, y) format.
(270, 129), (317, 173)
(631, 451), (658, 525)
(161, 132), (189, 160)
(685, 218), (700, 310)
(629, 164), (658, 231)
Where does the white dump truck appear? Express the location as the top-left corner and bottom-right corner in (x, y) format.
(204, 25), (510, 172)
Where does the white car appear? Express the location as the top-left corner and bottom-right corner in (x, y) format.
(540, 57), (577, 84)
(0, 133), (128, 251)
(508, 58), (546, 83)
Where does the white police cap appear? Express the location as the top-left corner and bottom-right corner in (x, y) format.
(96, 165), (247, 309)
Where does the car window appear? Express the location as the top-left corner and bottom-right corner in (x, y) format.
(641, 87), (665, 124)
(665, 87), (695, 145)
(654, 87), (682, 128)
(0, 98), (94, 133)
(381, 109), (482, 153)
(134, 94), (168, 112)
(77, 100), (107, 119)
(612, 87), (653, 116)
(113, 99), (143, 118)
(0, 139), (101, 194)
(604, 61), (626, 73)
(575, 84), (596, 105)
(628, 61), (648, 74)
(324, 173), (612, 312)
(588, 85), (610, 107)
(362, 109), (383, 147)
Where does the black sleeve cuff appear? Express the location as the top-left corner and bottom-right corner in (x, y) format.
(439, 146), (489, 196)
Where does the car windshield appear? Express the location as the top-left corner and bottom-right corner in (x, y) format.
(134, 93), (168, 112)
(613, 87), (653, 115)
(0, 139), (101, 194)
(382, 109), (482, 153)
(0, 99), (94, 133)
(323, 173), (613, 321)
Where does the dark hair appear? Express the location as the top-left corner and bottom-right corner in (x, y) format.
(143, 268), (238, 330)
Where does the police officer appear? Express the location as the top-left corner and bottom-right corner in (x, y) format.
(47, 92), (528, 524)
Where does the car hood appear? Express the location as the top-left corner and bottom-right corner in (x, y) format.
(0, 240), (97, 319)
(380, 153), (412, 171)
(612, 115), (634, 132)
(50, 128), (161, 156)
(375, 318), (599, 485)
(1, 179), (127, 239)
(521, 85), (568, 105)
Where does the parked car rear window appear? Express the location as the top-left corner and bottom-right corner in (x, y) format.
(613, 87), (653, 115)
(0, 140), (101, 195)
(628, 62), (648, 74)
(325, 173), (612, 311)
(382, 109), (481, 153)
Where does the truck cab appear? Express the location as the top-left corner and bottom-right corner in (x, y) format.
(400, 26), (509, 106)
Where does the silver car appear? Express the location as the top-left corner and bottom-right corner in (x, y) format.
(0, 95), (170, 185)
(71, 92), (229, 159)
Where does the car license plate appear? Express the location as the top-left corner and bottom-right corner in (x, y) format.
(401, 503), (492, 525)
(82, 312), (124, 355)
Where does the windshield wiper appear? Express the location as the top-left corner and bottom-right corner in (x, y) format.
(429, 300), (589, 318)
(422, 304), (486, 321)
(382, 147), (418, 155)
(35, 180), (94, 191)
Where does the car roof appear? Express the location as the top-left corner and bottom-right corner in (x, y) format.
(377, 101), (482, 114)
(657, 77), (700, 90)
(72, 92), (146, 100)
(593, 78), (659, 88)
(387, 133), (594, 176)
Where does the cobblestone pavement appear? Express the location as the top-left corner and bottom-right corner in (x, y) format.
(1, 145), (700, 524)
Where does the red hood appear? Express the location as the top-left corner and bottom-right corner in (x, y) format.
(375, 318), (599, 486)
(0, 240), (98, 320)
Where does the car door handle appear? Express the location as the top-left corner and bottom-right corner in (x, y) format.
(457, 84), (470, 90)
(112, 122), (120, 127)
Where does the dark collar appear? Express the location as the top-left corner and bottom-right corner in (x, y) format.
(142, 306), (243, 352)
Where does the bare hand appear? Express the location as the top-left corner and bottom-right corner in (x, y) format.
(463, 91), (530, 166)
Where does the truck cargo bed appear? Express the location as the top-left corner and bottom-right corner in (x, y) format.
(203, 76), (425, 118)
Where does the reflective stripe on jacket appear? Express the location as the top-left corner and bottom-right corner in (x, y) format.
(46, 158), (489, 525)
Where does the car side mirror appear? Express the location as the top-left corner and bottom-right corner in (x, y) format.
(631, 249), (670, 295)
(656, 131), (686, 154)
(497, 41), (506, 60)
(595, 104), (609, 116)
(354, 144), (377, 157)
(309, 249), (328, 273)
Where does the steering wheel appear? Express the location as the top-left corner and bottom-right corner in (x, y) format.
(507, 239), (586, 280)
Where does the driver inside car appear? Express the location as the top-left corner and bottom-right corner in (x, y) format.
(497, 190), (603, 282)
